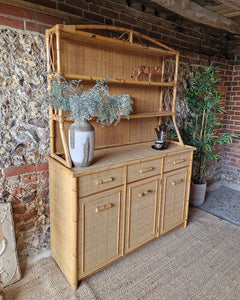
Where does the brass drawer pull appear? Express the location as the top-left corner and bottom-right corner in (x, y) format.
(172, 159), (185, 165)
(96, 203), (113, 213)
(138, 189), (153, 198)
(172, 179), (183, 186)
(139, 167), (153, 174)
(96, 177), (113, 185)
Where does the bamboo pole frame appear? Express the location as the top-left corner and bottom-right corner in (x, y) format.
(72, 25), (176, 52)
(172, 52), (184, 146)
(71, 177), (78, 290)
(183, 150), (194, 228)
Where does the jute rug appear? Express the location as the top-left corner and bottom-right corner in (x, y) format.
(2, 208), (240, 300)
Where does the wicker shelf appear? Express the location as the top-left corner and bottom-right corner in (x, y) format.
(63, 74), (176, 87)
(50, 111), (174, 122)
(128, 111), (174, 119)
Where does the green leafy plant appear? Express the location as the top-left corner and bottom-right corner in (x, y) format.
(42, 75), (133, 126)
(182, 65), (237, 184)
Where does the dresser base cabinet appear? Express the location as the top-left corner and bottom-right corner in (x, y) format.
(48, 142), (194, 290)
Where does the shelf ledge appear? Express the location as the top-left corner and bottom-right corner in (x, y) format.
(50, 111), (174, 122)
(62, 74), (176, 87)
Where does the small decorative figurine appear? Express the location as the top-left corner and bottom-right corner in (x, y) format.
(152, 124), (167, 150)
(131, 65), (161, 81)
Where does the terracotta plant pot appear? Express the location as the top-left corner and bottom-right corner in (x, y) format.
(190, 181), (207, 207)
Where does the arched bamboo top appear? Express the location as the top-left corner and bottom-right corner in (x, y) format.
(46, 24), (179, 57)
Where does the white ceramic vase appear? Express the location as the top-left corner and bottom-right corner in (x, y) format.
(68, 120), (95, 167)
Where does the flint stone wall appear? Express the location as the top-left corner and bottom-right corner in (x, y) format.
(0, 27), (50, 260)
(0, 27), (49, 169)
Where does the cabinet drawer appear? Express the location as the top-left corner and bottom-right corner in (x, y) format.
(127, 159), (161, 183)
(163, 152), (190, 173)
(78, 167), (124, 197)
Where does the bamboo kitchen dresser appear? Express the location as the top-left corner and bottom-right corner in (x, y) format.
(46, 25), (195, 290)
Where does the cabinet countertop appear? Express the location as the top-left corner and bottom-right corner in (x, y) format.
(47, 141), (195, 177)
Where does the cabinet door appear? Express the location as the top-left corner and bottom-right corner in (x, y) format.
(125, 177), (159, 253)
(160, 168), (189, 234)
(78, 187), (123, 277)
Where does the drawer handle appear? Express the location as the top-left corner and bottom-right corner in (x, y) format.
(138, 189), (153, 198)
(96, 203), (113, 213)
(139, 167), (154, 174)
(96, 177), (113, 185)
(172, 159), (185, 165)
(172, 179), (183, 186)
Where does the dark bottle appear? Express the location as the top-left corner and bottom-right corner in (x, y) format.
(159, 124), (167, 149)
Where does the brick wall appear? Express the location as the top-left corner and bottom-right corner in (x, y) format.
(0, 0), (231, 55)
(220, 38), (240, 182)
(0, 2), (65, 33)
(0, 0), (239, 261)
(1, 162), (50, 258)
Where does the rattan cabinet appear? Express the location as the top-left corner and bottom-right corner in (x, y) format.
(48, 143), (194, 290)
(46, 25), (195, 290)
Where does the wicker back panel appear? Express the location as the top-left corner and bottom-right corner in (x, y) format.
(53, 117), (158, 154)
(74, 82), (162, 114)
(60, 37), (163, 81)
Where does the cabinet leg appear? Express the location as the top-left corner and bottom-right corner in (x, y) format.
(182, 220), (187, 228)
(70, 275), (78, 291)
(71, 282), (78, 291)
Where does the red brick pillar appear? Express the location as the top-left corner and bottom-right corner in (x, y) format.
(221, 37), (240, 181)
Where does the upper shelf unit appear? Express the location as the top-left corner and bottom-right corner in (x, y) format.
(46, 25), (183, 168)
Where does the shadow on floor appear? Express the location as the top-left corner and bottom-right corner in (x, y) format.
(199, 185), (240, 226)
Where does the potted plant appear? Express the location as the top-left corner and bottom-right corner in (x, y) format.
(182, 65), (237, 206)
(42, 75), (133, 167)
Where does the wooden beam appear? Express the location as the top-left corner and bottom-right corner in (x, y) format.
(217, 0), (240, 10)
(151, 0), (240, 34)
(0, 0), (83, 23)
(223, 11), (240, 18)
(204, 4), (240, 19)
(205, 4), (231, 14)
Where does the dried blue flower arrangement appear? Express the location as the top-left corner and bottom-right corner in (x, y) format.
(42, 75), (133, 126)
